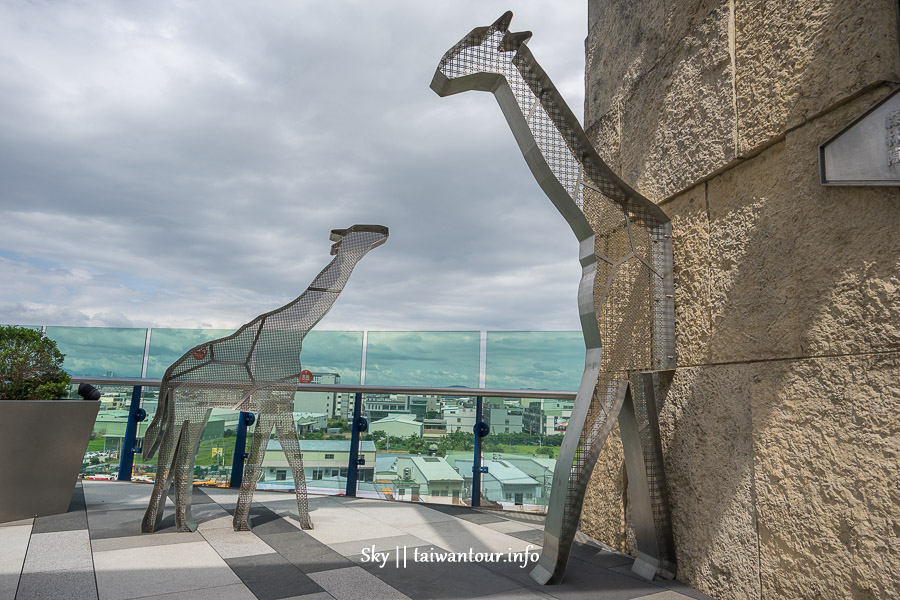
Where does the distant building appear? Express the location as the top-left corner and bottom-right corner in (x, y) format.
(369, 414), (423, 438)
(422, 418), (447, 440)
(294, 412), (328, 434)
(395, 455), (465, 502)
(456, 458), (541, 506)
(362, 394), (409, 421)
(261, 439), (375, 484)
(443, 405), (476, 434)
(499, 455), (556, 503)
(293, 372), (342, 417)
(485, 406), (523, 435)
(523, 400), (573, 435)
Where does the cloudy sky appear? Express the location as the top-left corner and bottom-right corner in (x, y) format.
(0, 1), (589, 333)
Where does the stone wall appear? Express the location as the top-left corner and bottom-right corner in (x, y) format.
(580, 1), (900, 598)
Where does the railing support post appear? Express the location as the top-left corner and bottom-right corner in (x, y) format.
(472, 396), (488, 507)
(230, 412), (254, 488)
(117, 385), (144, 481)
(346, 392), (364, 497)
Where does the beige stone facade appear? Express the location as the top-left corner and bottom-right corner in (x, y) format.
(580, 2), (900, 598)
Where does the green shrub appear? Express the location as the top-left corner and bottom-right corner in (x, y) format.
(0, 325), (70, 400)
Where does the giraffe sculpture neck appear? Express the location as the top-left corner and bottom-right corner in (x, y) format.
(432, 12), (677, 585)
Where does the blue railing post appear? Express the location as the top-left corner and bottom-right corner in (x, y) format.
(117, 385), (145, 481)
(346, 392), (364, 496)
(472, 396), (488, 507)
(230, 412), (254, 488)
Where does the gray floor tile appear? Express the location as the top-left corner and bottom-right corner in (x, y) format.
(88, 504), (228, 540)
(262, 530), (355, 573)
(244, 507), (304, 536)
(471, 588), (557, 600)
(22, 530), (93, 573)
(278, 593), (336, 600)
(0, 518), (33, 528)
(200, 526), (277, 559)
(569, 543), (634, 569)
(508, 529), (546, 545)
(419, 504), (510, 524)
(631, 592), (696, 600)
(653, 579), (717, 600)
(226, 553), (325, 600)
(91, 531), (203, 553)
(83, 481), (156, 512)
(134, 582), (258, 600)
(308, 565), (411, 599)
(353, 545), (523, 600)
(481, 520), (540, 534)
(15, 568), (98, 600)
(329, 534), (429, 558)
(538, 557), (666, 600)
(31, 506), (88, 534)
(94, 540), (241, 600)
(0, 523), (32, 600)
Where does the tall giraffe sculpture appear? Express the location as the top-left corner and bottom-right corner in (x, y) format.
(141, 224), (388, 533)
(432, 12), (676, 584)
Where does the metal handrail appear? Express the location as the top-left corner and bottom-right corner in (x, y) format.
(72, 375), (572, 505)
(67, 376), (577, 400)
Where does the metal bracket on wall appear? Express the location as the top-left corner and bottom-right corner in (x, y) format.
(820, 87), (900, 186)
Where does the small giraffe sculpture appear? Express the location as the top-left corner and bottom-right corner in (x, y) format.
(432, 12), (677, 584)
(141, 224), (388, 533)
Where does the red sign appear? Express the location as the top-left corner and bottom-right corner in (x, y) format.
(299, 370), (313, 383)
(192, 346), (208, 360)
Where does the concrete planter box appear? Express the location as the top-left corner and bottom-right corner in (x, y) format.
(0, 399), (100, 523)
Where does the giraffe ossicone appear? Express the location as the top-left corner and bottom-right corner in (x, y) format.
(140, 224), (388, 533)
(432, 11), (677, 585)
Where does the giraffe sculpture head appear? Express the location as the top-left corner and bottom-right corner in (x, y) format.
(328, 224), (389, 256)
(430, 11), (532, 98)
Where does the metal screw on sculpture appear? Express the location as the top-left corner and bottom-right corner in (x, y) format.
(140, 224), (388, 533)
(431, 12), (677, 585)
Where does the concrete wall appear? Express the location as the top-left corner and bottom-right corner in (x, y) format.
(580, 2), (900, 598)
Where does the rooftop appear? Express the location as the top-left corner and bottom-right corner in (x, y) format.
(1, 481), (713, 600)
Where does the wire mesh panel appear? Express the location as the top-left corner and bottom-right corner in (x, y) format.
(432, 11), (676, 585)
(141, 225), (388, 533)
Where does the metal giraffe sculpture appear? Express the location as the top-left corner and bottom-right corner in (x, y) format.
(432, 12), (676, 584)
(141, 224), (388, 533)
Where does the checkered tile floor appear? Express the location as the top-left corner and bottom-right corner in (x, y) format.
(0, 482), (714, 600)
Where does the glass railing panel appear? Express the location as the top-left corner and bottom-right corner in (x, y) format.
(76, 384), (148, 479)
(46, 326), (146, 378)
(364, 331), (480, 387)
(484, 331), (583, 391)
(300, 330), (364, 385)
(145, 328), (233, 379)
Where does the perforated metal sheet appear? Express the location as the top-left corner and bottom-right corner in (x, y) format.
(432, 12), (676, 584)
(141, 225), (388, 532)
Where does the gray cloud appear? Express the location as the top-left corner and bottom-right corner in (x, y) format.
(0, 1), (587, 332)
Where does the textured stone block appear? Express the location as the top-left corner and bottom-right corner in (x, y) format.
(751, 353), (900, 599)
(585, 108), (622, 177)
(707, 87), (900, 363)
(735, 0), (900, 153)
(581, 424), (627, 553)
(618, 2), (735, 201)
(662, 184), (712, 366)
(657, 366), (760, 600)
(586, 0), (666, 119)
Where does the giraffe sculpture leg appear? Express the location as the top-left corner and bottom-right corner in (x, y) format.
(142, 412), (179, 533)
(170, 406), (211, 532)
(234, 411), (274, 531)
(618, 373), (677, 579)
(532, 377), (628, 584)
(271, 396), (312, 530)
